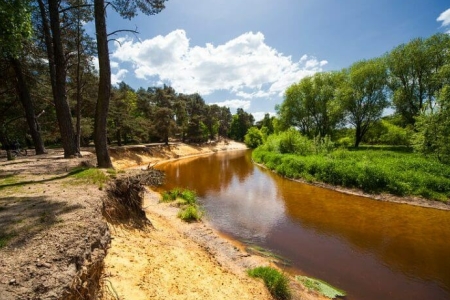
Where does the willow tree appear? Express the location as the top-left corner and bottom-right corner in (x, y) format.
(387, 33), (450, 125)
(339, 58), (389, 147)
(93, 0), (167, 168)
(278, 72), (344, 138)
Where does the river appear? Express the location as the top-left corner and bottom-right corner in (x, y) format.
(156, 150), (450, 300)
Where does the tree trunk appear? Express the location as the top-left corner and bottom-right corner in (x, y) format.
(75, 0), (82, 153)
(44, 0), (79, 158)
(116, 128), (122, 146)
(94, 0), (113, 168)
(10, 57), (46, 155)
(354, 125), (362, 148)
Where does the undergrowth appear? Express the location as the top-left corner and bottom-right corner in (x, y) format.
(247, 266), (291, 300)
(253, 147), (450, 202)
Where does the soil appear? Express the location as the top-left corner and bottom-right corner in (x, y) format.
(1, 140), (446, 300)
(0, 149), (109, 300)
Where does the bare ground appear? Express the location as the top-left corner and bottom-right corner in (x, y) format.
(0, 149), (109, 300)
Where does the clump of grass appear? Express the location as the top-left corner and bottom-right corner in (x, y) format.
(0, 232), (16, 248)
(247, 266), (291, 300)
(177, 205), (203, 222)
(161, 188), (203, 221)
(70, 167), (109, 189)
(296, 275), (346, 299)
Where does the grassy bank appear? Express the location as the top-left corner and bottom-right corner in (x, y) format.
(253, 147), (450, 202)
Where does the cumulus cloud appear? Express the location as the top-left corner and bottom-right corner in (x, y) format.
(211, 99), (251, 110)
(91, 57), (128, 85)
(437, 8), (450, 32)
(111, 30), (327, 98)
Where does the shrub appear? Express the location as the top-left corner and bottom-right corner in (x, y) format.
(178, 205), (203, 222)
(278, 128), (314, 155)
(244, 127), (264, 149)
(247, 266), (291, 300)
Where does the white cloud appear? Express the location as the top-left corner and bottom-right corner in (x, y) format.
(437, 8), (450, 33)
(111, 30), (327, 97)
(252, 111), (275, 122)
(211, 99), (251, 110)
(90, 57), (128, 85)
(236, 90), (272, 99)
(111, 69), (128, 85)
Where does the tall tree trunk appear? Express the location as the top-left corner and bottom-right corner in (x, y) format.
(75, 1), (82, 153)
(41, 0), (79, 158)
(94, 0), (113, 168)
(354, 124), (362, 148)
(10, 57), (46, 154)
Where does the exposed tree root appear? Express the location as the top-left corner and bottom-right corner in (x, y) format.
(103, 167), (165, 229)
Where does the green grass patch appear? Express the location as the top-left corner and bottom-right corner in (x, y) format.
(69, 167), (109, 189)
(296, 275), (346, 299)
(162, 188), (203, 222)
(253, 147), (450, 202)
(247, 266), (291, 300)
(177, 205), (203, 222)
(0, 174), (19, 186)
(0, 232), (16, 248)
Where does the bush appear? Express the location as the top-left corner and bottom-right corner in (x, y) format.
(247, 266), (291, 300)
(278, 128), (314, 155)
(244, 127), (264, 149)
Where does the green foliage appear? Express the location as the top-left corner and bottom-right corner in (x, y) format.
(336, 136), (354, 148)
(387, 33), (450, 125)
(247, 266), (291, 300)
(413, 86), (450, 164)
(253, 147), (450, 202)
(161, 188), (203, 221)
(0, 0), (33, 57)
(364, 119), (412, 146)
(339, 57), (389, 147)
(177, 205), (203, 222)
(69, 167), (109, 188)
(296, 275), (346, 299)
(278, 128), (314, 155)
(244, 127), (264, 148)
(278, 72), (344, 138)
(229, 108), (255, 142)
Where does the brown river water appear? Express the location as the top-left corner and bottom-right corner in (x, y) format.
(156, 150), (450, 300)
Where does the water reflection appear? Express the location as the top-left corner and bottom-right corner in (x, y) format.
(157, 150), (450, 300)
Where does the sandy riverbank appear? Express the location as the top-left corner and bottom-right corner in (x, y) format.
(102, 141), (327, 300)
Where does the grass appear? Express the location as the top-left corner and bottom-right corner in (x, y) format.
(69, 167), (110, 189)
(161, 188), (204, 222)
(253, 147), (450, 202)
(247, 266), (291, 300)
(0, 232), (16, 249)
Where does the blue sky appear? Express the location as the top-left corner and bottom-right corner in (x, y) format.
(99, 0), (450, 121)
